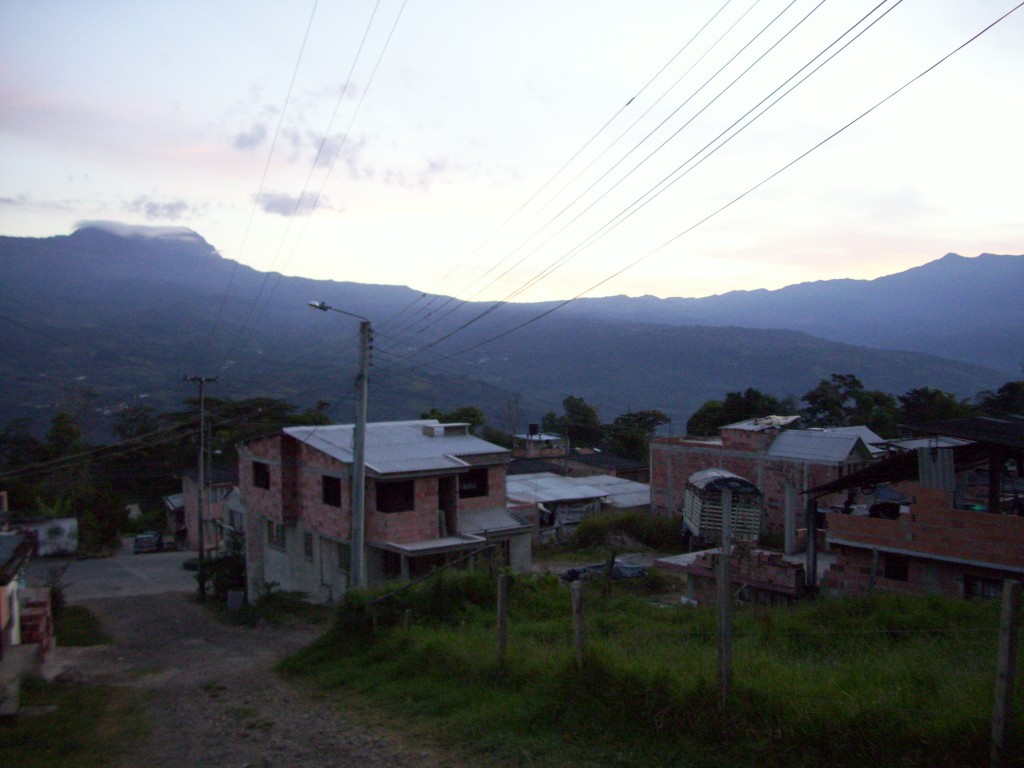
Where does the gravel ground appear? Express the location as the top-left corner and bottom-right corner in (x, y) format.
(52, 593), (454, 768)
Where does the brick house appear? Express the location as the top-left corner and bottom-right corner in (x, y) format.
(811, 421), (1024, 599)
(180, 467), (238, 554)
(650, 416), (880, 548)
(239, 420), (531, 602)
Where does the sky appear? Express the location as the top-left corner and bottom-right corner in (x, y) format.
(1, 0), (1022, 303)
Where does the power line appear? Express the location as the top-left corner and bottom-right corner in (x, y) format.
(424, 1), (1023, 360)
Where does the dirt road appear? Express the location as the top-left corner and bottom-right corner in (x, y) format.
(56, 594), (448, 768)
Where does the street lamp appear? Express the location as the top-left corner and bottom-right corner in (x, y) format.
(309, 301), (371, 590)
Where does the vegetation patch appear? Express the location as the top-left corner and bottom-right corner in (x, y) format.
(0, 676), (145, 768)
(281, 571), (1019, 768)
(55, 605), (110, 646)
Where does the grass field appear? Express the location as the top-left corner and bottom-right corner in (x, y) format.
(0, 676), (145, 768)
(280, 570), (1022, 768)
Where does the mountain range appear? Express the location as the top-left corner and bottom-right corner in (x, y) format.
(0, 225), (1019, 438)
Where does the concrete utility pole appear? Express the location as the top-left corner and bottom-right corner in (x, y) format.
(350, 319), (370, 589)
(184, 375), (217, 601)
(309, 301), (371, 590)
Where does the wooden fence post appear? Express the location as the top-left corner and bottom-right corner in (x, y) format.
(991, 579), (1021, 768)
(572, 580), (586, 672)
(603, 548), (616, 599)
(497, 573), (509, 667)
(403, 608), (412, 631)
(717, 487), (733, 710)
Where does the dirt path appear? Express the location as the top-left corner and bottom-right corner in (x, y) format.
(54, 594), (448, 768)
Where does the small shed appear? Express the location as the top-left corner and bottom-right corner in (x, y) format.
(682, 469), (763, 543)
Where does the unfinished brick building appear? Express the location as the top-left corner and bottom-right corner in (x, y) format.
(651, 416), (878, 548)
(811, 418), (1024, 599)
(240, 420), (531, 602)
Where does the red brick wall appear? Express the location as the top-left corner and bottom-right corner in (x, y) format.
(295, 442), (350, 541)
(650, 438), (761, 518)
(650, 437), (848, 535)
(239, 436), (286, 525)
(457, 465), (507, 511)
(657, 547), (806, 605)
(826, 484), (1024, 570)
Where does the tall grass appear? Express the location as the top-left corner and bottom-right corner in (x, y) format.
(281, 571), (1019, 767)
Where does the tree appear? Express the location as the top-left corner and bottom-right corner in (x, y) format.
(977, 381), (1024, 417)
(542, 395), (601, 447)
(802, 374), (865, 427)
(605, 410), (670, 460)
(420, 406), (486, 429)
(898, 387), (974, 425)
(496, 391), (524, 436)
(686, 388), (791, 436)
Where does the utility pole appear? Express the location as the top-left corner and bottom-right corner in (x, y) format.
(717, 485), (734, 710)
(309, 301), (371, 590)
(184, 375), (217, 601)
(350, 319), (370, 589)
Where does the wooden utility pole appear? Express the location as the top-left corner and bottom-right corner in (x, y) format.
(572, 581), (585, 672)
(184, 375), (216, 602)
(497, 573), (509, 666)
(991, 580), (1021, 768)
(717, 487), (734, 709)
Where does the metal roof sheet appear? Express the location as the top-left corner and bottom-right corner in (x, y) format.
(722, 415), (801, 432)
(573, 474), (651, 508)
(459, 507), (531, 535)
(766, 430), (870, 464)
(506, 472), (607, 504)
(283, 420), (509, 475)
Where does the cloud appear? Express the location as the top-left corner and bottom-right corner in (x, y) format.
(233, 122), (268, 150)
(75, 220), (203, 242)
(255, 191), (326, 216)
(125, 196), (193, 221)
(0, 195), (30, 207)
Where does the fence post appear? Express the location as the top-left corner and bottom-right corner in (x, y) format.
(497, 573), (509, 667)
(403, 608), (412, 631)
(717, 487), (733, 710)
(572, 580), (586, 672)
(603, 548), (616, 599)
(991, 579), (1021, 768)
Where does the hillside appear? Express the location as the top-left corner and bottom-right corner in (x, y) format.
(539, 252), (1024, 372)
(0, 226), (1011, 435)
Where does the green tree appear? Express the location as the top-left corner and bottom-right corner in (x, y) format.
(686, 388), (791, 436)
(976, 381), (1024, 417)
(542, 395), (601, 447)
(605, 410), (670, 460)
(898, 387), (974, 425)
(420, 405), (486, 429)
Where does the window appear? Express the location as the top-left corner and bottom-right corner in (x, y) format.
(964, 575), (1002, 599)
(303, 531), (314, 560)
(377, 480), (415, 513)
(266, 520), (285, 549)
(883, 554), (909, 582)
(322, 475), (342, 507)
(252, 461), (270, 489)
(459, 467), (489, 499)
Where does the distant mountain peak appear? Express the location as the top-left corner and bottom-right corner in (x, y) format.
(74, 220), (209, 245)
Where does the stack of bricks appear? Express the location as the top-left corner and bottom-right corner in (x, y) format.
(18, 587), (52, 662)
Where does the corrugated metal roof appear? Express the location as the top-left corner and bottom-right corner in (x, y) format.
(826, 426), (886, 454)
(686, 468), (760, 493)
(459, 507), (531, 535)
(722, 415), (801, 432)
(283, 420), (509, 476)
(506, 472), (607, 504)
(576, 474), (651, 508)
(766, 430), (869, 464)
